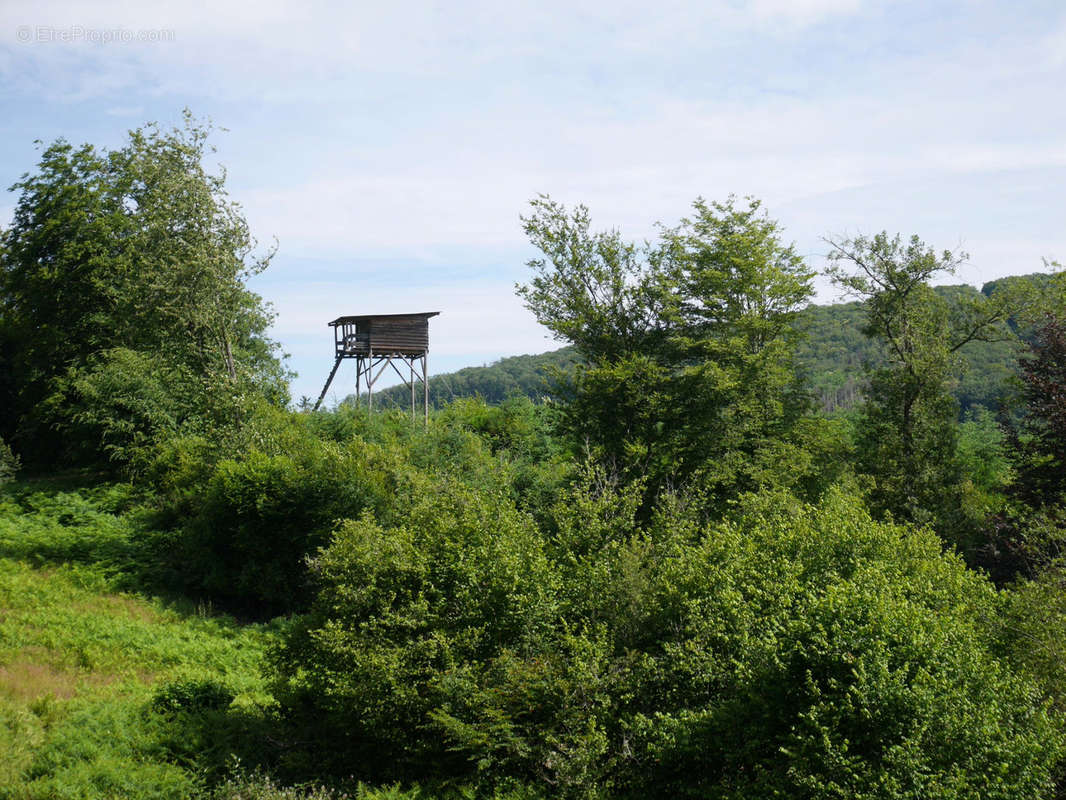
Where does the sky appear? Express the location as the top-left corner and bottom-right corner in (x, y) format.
(1, 0), (1064, 404)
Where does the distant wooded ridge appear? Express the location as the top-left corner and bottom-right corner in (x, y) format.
(365, 272), (1051, 414)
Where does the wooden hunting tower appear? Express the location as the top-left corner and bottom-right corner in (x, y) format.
(312, 312), (440, 419)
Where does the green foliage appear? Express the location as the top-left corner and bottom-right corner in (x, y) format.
(3, 391), (1065, 799)
(517, 196), (664, 362)
(517, 195), (817, 506)
(1011, 314), (1066, 506)
(272, 479), (559, 781)
(43, 348), (204, 472)
(175, 441), (397, 616)
(957, 406), (1013, 495)
(0, 482), (155, 582)
(4, 132), (1066, 800)
(793, 298), (875, 412)
(209, 772), (346, 799)
(0, 113), (288, 470)
(209, 773), (541, 799)
(372, 348), (581, 410)
(825, 232), (1024, 535)
(970, 502), (1066, 586)
(0, 437), (19, 486)
(401, 275), (1057, 423)
(153, 680), (236, 716)
(971, 311), (1066, 583)
(7, 698), (200, 800)
(996, 566), (1066, 715)
(274, 480), (1063, 797)
(857, 362), (964, 525)
(434, 396), (557, 459)
(158, 399), (568, 617)
(0, 481), (278, 799)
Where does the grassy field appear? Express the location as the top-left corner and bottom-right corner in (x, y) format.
(0, 478), (452, 799)
(0, 478), (279, 799)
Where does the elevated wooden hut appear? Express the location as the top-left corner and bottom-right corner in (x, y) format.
(313, 312), (440, 420)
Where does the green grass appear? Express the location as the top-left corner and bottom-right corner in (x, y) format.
(0, 481), (279, 799)
(0, 480), (528, 799)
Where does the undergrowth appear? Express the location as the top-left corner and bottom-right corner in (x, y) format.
(0, 480), (283, 799)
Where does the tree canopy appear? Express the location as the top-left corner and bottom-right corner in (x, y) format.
(518, 195), (822, 506)
(0, 113), (287, 467)
(825, 232), (1022, 528)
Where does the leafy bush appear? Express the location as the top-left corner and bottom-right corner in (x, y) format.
(0, 437), (19, 486)
(272, 477), (558, 781)
(153, 680), (235, 716)
(166, 401), (570, 616)
(273, 483), (1064, 797)
(176, 438), (402, 616)
(41, 348), (203, 472)
(209, 772), (543, 799)
(435, 397), (556, 457)
(996, 564), (1066, 713)
(209, 772), (347, 799)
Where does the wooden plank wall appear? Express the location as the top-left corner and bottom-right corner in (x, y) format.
(368, 318), (429, 353)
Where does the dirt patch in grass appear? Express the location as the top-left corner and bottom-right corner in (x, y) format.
(0, 656), (119, 702)
(72, 593), (163, 624)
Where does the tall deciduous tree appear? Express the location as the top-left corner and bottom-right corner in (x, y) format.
(518, 195), (821, 505)
(825, 232), (1018, 527)
(0, 112), (287, 466)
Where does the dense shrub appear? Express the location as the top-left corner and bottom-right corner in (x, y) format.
(176, 437), (405, 616)
(162, 402), (569, 617)
(153, 680), (236, 716)
(272, 478), (558, 780)
(0, 437), (20, 486)
(996, 564), (1066, 714)
(273, 483), (1064, 798)
(40, 348), (204, 472)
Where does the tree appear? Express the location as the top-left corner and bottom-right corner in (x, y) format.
(975, 310), (1066, 579)
(518, 195), (820, 506)
(825, 232), (1019, 528)
(1012, 313), (1066, 505)
(517, 196), (668, 363)
(0, 112), (288, 467)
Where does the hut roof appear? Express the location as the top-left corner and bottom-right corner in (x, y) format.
(328, 312), (440, 326)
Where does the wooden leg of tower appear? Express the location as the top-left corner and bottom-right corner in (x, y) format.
(410, 359), (415, 420)
(423, 353), (429, 427)
(313, 357), (344, 412)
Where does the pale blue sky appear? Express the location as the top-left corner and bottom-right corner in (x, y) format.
(2, 0), (1064, 403)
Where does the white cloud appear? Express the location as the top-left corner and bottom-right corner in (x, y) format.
(748, 0), (866, 25)
(234, 72), (1066, 257)
(0, 0), (880, 104)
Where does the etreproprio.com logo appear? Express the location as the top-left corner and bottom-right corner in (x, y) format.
(16, 25), (176, 44)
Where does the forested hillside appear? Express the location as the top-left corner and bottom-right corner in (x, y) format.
(374, 277), (1046, 415)
(2, 123), (1066, 799)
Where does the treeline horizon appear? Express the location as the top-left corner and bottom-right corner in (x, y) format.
(366, 273), (1048, 416)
